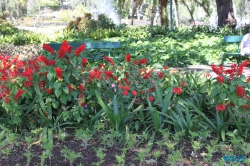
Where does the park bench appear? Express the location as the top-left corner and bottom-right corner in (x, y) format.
(47, 42), (121, 60)
(222, 35), (243, 65)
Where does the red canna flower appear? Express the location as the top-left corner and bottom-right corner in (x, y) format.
(122, 90), (128, 96)
(43, 43), (56, 54)
(124, 86), (130, 91)
(217, 75), (224, 83)
(125, 54), (131, 62)
(236, 86), (246, 98)
(75, 43), (86, 56)
(82, 58), (87, 67)
(54, 67), (63, 80)
(131, 90), (137, 96)
(173, 87), (183, 95)
(46, 88), (53, 94)
(148, 96), (154, 102)
(15, 89), (25, 99)
(216, 104), (226, 111)
(104, 56), (114, 65)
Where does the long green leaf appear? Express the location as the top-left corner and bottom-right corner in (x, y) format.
(95, 90), (116, 126)
(113, 94), (118, 117)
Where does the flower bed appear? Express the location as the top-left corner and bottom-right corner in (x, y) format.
(0, 40), (249, 141)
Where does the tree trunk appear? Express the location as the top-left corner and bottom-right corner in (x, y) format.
(216, 0), (237, 28)
(150, 4), (157, 26)
(159, 0), (168, 27)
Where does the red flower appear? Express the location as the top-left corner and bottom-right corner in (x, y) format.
(15, 89), (25, 99)
(157, 71), (164, 79)
(211, 64), (223, 75)
(67, 84), (73, 93)
(38, 81), (46, 91)
(242, 104), (250, 110)
(216, 104), (226, 111)
(163, 66), (169, 70)
(4, 97), (10, 103)
(46, 88), (53, 94)
(148, 96), (154, 102)
(124, 86), (130, 91)
(43, 43), (56, 54)
(104, 56), (114, 65)
(99, 64), (106, 68)
(11, 55), (19, 64)
(246, 76), (250, 84)
(37, 55), (49, 65)
(54, 67), (63, 80)
(23, 68), (33, 76)
(173, 87), (183, 95)
(217, 75), (224, 83)
(138, 58), (147, 65)
(82, 58), (87, 67)
(58, 40), (70, 58)
(125, 54), (131, 62)
(75, 43), (86, 56)
(133, 60), (137, 65)
(237, 60), (249, 76)
(131, 90), (137, 96)
(48, 60), (56, 66)
(122, 90), (128, 96)
(78, 84), (85, 92)
(236, 86), (246, 98)
(104, 70), (113, 78)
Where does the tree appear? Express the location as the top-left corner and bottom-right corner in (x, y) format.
(159, 0), (168, 27)
(215, 0), (237, 28)
(131, 0), (143, 25)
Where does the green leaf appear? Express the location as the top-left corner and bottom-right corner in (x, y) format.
(210, 87), (218, 97)
(54, 81), (62, 89)
(55, 88), (62, 98)
(72, 70), (79, 79)
(113, 95), (118, 117)
(219, 93), (226, 100)
(60, 96), (67, 105)
(47, 72), (54, 81)
(63, 87), (69, 94)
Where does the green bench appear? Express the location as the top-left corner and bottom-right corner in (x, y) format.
(47, 42), (121, 59)
(222, 35), (243, 65)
